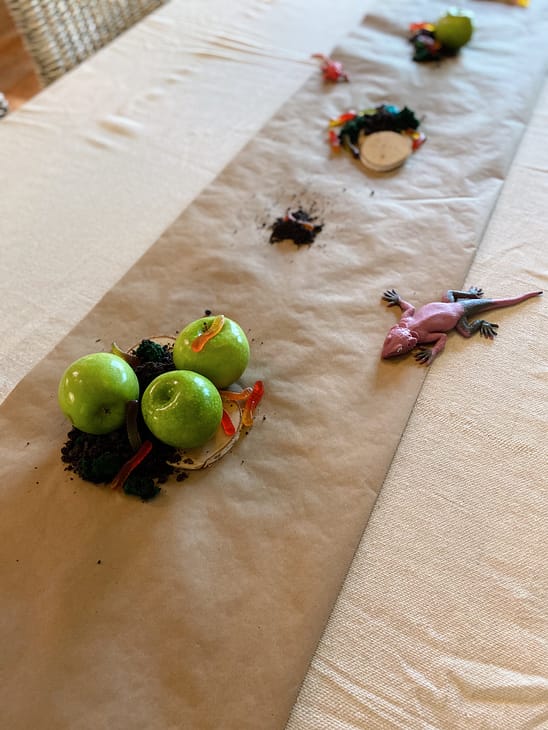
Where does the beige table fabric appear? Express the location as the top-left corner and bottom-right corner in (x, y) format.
(1, 1), (547, 728)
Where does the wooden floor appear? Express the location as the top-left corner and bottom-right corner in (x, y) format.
(0, 0), (42, 112)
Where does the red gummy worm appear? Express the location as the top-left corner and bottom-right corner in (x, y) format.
(242, 380), (264, 427)
(221, 410), (236, 436)
(111, 440), (153, 490)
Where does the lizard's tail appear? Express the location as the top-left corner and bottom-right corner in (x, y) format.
(463, 291), (542, 316)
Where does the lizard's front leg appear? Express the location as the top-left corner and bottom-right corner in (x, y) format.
(444, 287), (484, 302)
(382, 289), (415, 315)
(456, 317), (499, 339)
(414, 333), (448, 365)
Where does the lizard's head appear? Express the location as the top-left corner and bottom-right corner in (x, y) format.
(382, 326), (417, 359)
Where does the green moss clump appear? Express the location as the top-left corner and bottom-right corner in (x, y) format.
(339, 105), (420, 148)
(133, 339), (169, 363)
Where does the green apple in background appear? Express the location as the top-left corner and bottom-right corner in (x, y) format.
(58, 352), (140, 435)
(173, 316), (250, 389)
(435, 8), (474, 51)
(141, 370), (223, 449)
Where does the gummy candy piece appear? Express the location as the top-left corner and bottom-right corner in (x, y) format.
(312, 53), (349, 82)
(242, 381), (264, 427)
(221, 410), (236, 436)
(191, 314), (225, 352)
(409, 130), (427, 150)
(110, 440), (153, 490)
(328, 129), (341, 149)
(219, 387), (253, 402)
(329, 111), (357, 128)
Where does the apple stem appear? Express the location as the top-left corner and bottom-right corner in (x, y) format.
(110, 440), (153, 490)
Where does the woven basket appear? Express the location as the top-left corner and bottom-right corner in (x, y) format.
(6, 0), (167, 85)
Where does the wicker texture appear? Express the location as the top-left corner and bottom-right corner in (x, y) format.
(6, 0), (166, 85)
(0, 92), (9, 118)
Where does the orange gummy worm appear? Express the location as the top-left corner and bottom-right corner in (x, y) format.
(191, 314), (225, 353)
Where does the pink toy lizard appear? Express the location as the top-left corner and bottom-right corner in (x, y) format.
(381, 287), (542, 365)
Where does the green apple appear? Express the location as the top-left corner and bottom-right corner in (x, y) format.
(141, 370), (223, 449)
(58, 352), (140, 435)
(435, 9), (473, 51)
(173, 316), (250, 389)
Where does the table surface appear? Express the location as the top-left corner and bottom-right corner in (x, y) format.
(1, 1), (547, 728)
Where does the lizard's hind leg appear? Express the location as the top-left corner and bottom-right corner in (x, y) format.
(444, 287), (484, 302)
(456, 316), (499, 339)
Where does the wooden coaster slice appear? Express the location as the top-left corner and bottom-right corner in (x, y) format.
(359, 130), (413, 172)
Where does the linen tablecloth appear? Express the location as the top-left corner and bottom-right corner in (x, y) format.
(1, 1), (547, 728)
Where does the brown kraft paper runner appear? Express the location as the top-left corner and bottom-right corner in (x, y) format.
(2, 2), (548, 728)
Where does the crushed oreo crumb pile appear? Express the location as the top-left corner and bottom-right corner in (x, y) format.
(269, 208), (323, 246)
(61, 340), (187, 501)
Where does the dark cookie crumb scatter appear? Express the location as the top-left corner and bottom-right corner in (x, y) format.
(270, 208), (323, 246)
(61, 426), (183, 501)
(60, 340), (186, 501)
